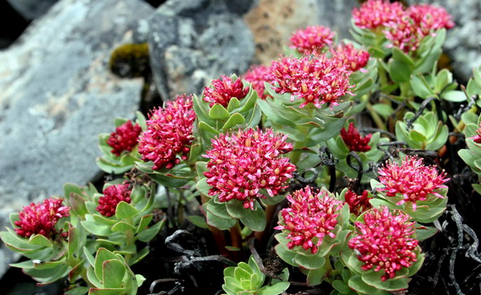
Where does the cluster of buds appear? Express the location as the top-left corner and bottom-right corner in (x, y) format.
(107, 120), (142, 156)
(353, 0), (454, 52)
(96, 183), (132, 217)
(203, 128), (295, 210)
(203, 75), (249, 107)
(344, 189), (371, 216)
(377, 156), (449, 210)
(331, 43), (370, 73)
(276, 186), (344, 254)
(14, 198), (70, 239)
(348, 207), (420, 281)
(269, 54), (353, 108)
(289, 25), (334, 55)
(352, 0), (404, 31)
(340, 122), (372, 152)
(138, 94), (196, 170)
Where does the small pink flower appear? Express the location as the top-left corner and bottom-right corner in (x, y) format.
(348, 206), (419, 281)
(269, 55), (353, 108)
(345, 189), (372, 216)
(14, 198), (70, 239)
(289, 25), (334, 55)
(332, 43), (370, 72)
(203, 75), (249, 108)
(340, 122), (372, 152)
(138, 94), (196, 170)
(275, 186), (343, 254)
(203, 128), (295, 210)
(377, 156), (449, 210)
(242, 64), (273, 100)
(408, 4), (454, 36)
(352, 0), (404, 30)
(107, 121), (142, 156)
(97, 183), (132, 217)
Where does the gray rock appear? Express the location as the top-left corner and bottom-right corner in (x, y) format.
(7, 0), (59, 20)
(0, 0), (153, 278)
(408, 0), (481, 83)
(244, 0), (357, 65)
(148, 0), (256, 99)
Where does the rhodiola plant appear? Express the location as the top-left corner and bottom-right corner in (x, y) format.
(3, 0), (481, 294)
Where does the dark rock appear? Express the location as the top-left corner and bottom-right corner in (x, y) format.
(408, 0), (481, 83)
(0, 0), (154, 278)
(6, 0), (58, 20)
(148, 0), (255, 99)
(0, 1), (29, 49)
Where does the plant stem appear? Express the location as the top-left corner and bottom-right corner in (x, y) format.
(366, 102), (386, 130)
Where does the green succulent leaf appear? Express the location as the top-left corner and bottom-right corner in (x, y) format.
(136, 218), (165, 243)
(102, 259), (126, 288)
(293, 253), (326, 270)
(441, 90), (467, 102)
(88, 288), (126, 295)
(206, 210), (237, 230)
(222, 113), (246, 130)
(94, 248), (120, 283)
(115, 202), (138, 220)
(209, 103), (230, 120)
(388, 60), (412, 83)
(240, 204), (266, 232)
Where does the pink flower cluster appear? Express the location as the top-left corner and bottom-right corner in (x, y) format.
(203, 128), (295, 210)
(269, 54), (352, 108)
(107, 121), (142, 156)
(344, 189), (371, 216)
(377, 156), (449, 210)
(348, 206), (419, 281)
(353, 0), (454, 52)
(352, 0), (404, 30)
(97, 183), (132, 217)
(408, 4), (455, 36)
(242, 65), (273, 100)
(332, 43), (370, 73)
(138, 94), (196, 170)
(203, 75), (249, 108)
(15, 198), (70, 239)
(340, 122), (372, 152)
(275, 186), (343, 254)
(289, 25), (334, 55)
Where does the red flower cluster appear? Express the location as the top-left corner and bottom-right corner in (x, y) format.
(353, 0), (454, 52)
(242, 64), (272, 100)
(340, 122), (372, 152)
(332, 43), (370, 72)
(348, 206), (419, 281)
(269, 54), (352, 108)
(289, 25), (334, 55)
(275, 186), (343, 254)
(107, 121), (142, 156)
(344, 189), (371, 216)
(138, 94), (196, 170)
(14, 198), (70, 239)
(203, 128), (295, 210)
(96, 183), (132, 217)
(377, 156), (449, 210)
(203, 75), (249, 108)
